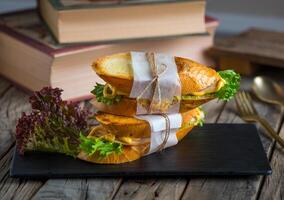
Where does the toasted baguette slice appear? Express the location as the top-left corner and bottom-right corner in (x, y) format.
(77, 108), (203, 164)
(95, 108), (204, 138)
(93, 52), (225, 96)
(77, 126), (195, 164)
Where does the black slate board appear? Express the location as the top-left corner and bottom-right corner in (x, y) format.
(10, 124), (271, 178)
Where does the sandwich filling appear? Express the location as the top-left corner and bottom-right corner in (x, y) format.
(91, 70), (240, 106)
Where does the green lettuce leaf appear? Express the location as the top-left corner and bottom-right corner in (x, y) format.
(216, 70), (241, 101)
(79, 133), (123, 157)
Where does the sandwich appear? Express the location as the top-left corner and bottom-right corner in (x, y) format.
(16, 87), (205, 164)
(91, 52), (240, 116)
(78, 107), (204, 164)
(15, 53), (240, 165)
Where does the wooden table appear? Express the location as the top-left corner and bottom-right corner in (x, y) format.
(0, 76), (283, 200)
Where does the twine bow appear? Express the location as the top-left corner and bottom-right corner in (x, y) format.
(136, 52), (168, 113)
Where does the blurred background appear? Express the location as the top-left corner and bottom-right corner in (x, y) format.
(0, 0), (283, 100)
(1, 0), (284, 36)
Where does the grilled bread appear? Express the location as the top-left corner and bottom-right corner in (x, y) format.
(78, 108), (204, 164)
(93, 52), (225, 95)
(90, 52), (229, 116)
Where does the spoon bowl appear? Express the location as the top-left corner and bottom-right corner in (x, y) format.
(252, 76), (284, 107)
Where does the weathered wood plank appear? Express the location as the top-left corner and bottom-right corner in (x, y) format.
(1, 176), (42, 200)
(0, 77), (13, 158)
(0, 147), (43, 200)
(0, 146), (13, 182)
(0, 87), (30, 159)
(213, 28), (284, 61)
(210, 28), (284, 75)
(112, 99), (225, 200)
(0, 79), (44, 200)
(32, 179), (122, 200)
(113, 178), (187, 200)
(258, 122), (284, 200)
(0, 77), (11, 96)
(181, 82), (282, 200)
(202, 99), (226, 124)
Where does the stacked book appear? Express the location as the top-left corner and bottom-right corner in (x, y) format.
(0, 0), (218, 101)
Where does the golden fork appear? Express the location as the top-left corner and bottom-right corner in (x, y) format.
(235, 91), (284, 148)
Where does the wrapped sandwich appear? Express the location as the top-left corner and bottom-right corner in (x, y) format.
(78, 108), (204, 164)
(91, 52), (240, 116)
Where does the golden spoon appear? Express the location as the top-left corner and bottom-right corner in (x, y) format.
(252, 76), (284, 147)
(252, 76), (284, 108)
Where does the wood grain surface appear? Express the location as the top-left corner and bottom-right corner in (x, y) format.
(0, 76), (283, 200)
(259, 125), (284, 200)
(0, 79), (44, 200)
(214, 28), (284, 61)
(209, 28), (284, 75)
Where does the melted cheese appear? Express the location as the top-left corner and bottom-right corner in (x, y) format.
(119, 137), (133, 144)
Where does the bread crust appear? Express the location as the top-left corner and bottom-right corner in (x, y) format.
(77, 108), (201, 164)
(93, 52), (222, 95)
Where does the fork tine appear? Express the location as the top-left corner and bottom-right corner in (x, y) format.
(241, 91), (254, 114)
(239, 91), (252, 115)
(241, 91), (256, 115)
(235, 94), (243, 116)
(245, 92), (258, 114)
(239, 91), (250, 114)
(235, 92), (247, 116)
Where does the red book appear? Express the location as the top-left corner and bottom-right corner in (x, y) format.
(0, 10), (219, 101)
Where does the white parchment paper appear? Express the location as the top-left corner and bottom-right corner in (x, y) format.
(136, 113), (182, 154)
(130, 52), (181, 114)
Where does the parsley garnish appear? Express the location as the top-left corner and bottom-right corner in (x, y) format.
(79, 133), (123, 157)
(216, 70), (241, 101)
(91, 83), (122, 105)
